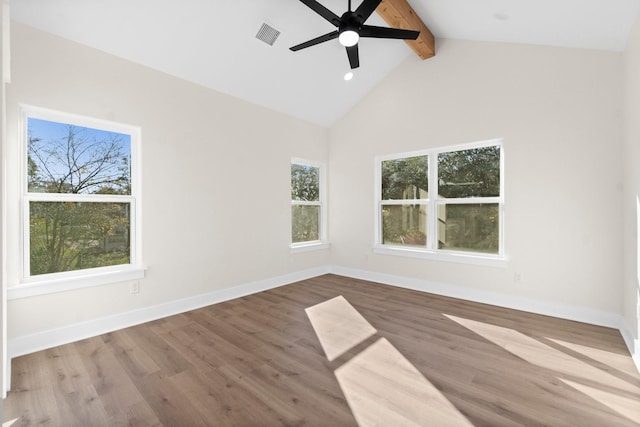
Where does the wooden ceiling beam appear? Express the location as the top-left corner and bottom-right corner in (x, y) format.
(376, 0), (435, 60)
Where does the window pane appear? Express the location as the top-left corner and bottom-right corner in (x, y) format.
(292, 205), (319, 243)
(381, 204), (427, 247)
(381, 155), (428, 200)
(438, 146), (500, 198)
(27, 118), (131, 195)
(437, 203), (499, 254)
(291, 164), (319, 202)
(29, 201), (131, 276)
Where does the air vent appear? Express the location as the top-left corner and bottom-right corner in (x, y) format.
(255, 22), (281, 46)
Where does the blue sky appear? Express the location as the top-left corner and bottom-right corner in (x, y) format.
(28, 117), (131, 152)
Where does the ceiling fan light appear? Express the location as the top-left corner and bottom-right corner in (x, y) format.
(339, 30), (359, 47)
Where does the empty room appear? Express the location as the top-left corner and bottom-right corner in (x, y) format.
(1, 0), (640, 425)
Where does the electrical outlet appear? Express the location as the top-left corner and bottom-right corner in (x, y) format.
(130, 281), (140, 294)
(514, 272), (522, 283)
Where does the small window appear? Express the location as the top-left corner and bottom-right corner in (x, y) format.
(376, 140), (504, 263)
(22, 106), (142, 287)
(291, 160), (325, 246)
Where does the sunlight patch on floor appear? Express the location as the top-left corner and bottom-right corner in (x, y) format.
(3, 419), (18, 427)
(305, 295), (377, 361)
(444, 314), (638, 393)
(444, 314), (640, 424)
(335, 337), (474, 427)
(560, 378), (640, 423)
(546, 337), (639, 376)
(307, 296), (473, 427)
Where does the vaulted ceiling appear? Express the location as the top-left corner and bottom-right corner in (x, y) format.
(10, 0), (640, 127)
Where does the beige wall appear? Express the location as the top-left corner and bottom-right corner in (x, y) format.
(5, 23), (330, 338)
(330, 38), (624, 315)
(623, 16), (640, 362)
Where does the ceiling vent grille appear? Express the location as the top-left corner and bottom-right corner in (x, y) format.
(256, 22), (281, 46)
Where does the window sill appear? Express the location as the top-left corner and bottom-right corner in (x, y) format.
(8, 266), (146, 300)
(373, 245), (508, 268)
(290, 242), (330, 253)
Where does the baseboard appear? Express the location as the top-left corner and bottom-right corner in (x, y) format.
(7, 264), (637, 375)
(7, 265), (331, 360)
(329, 266), (624, 329)
(620, 326), (640, 374)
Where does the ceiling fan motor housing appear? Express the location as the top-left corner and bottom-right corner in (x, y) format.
(290, 0), (420, 70)
(340, 11), (363, 34)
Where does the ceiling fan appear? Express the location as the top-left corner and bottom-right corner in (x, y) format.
(290, 0), (420, 70)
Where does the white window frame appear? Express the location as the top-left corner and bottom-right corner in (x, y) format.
(290, 158), (329, 252)
(10, 106), (144, 299)
(374, 139), (506, 267)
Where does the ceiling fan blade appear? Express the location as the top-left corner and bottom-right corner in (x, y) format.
(299, 0), (341, 26)
(360, 25), (420, 40)
(290, 31), (339, 51)
(354, 0), (383, 22)
(346, 44), (360, 69)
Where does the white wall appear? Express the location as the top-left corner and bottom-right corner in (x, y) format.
(623, 15), (640, 366)
(5, 23), (330, 339)
(1, 0), (9, 397)
(330, 39), (624, 318)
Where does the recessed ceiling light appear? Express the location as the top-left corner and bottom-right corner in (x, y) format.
(344, 71), (354, 81)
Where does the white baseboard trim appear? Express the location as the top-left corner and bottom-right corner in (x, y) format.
(7, 265), (331, 360)
(8, 264), (638, 377)
(329, 266), (625, 329)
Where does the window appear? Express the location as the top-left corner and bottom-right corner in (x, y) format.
(376, 140), (504, 264)
(291, 159), (326, 248)
(20, 106), (142, 290)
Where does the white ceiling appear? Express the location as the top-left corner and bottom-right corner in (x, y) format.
(10, 0), (640, 127)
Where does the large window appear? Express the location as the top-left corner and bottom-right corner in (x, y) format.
(291, 159), (326, 248)
(21, 107), (142, 288)
(376, 140), (503, 263)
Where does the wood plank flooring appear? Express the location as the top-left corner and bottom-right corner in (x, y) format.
(4, 274), (640, 426)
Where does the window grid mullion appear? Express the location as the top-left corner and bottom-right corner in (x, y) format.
(25, 193), (134, 203)
(428, 153), (438, 250)
(435, 196), (502, 205)
(379, 199), (426, 205)
(291, 200), (321, 206)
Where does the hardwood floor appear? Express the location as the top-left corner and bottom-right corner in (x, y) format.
(4, 274), (640, 426)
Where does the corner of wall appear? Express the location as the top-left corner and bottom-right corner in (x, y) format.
(622, 11), (640, 377)
(1, 0), (10, 398)
(620, 325), (640, 373)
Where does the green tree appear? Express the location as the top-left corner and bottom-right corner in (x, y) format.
(381, 155), (428, 200)
(438, 146), (500, 198)
(291, 164), (319, 201)
(379, 147), (501, 251)
(381, 156), (428, 245)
